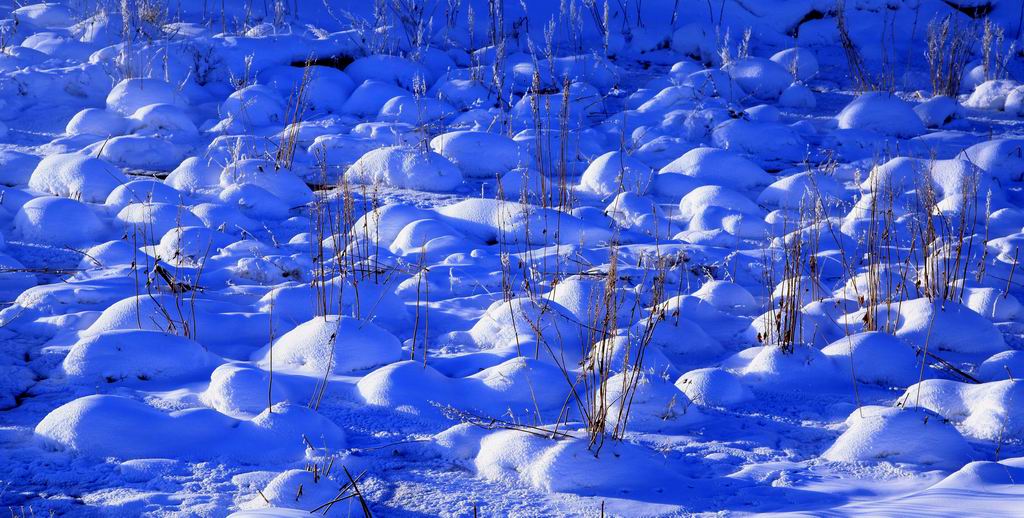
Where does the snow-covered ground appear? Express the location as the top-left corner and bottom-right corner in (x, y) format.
(1, 0), (1024, 516)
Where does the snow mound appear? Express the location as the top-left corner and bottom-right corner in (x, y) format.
(342, 80), (410, 116)
(836, 93), (925, 138)
(577, 151), (654, 198)
(258, 279), (411, 334)
(156, 226), (235, 266)
(14, 196), (105, 246)
(378, 95), (456, 124)
(726, 57), (793, 100)
(203, 364), (289, 416)
(899, 379), (1024, 440)
(958, 139), (1024, 183)
(769, 47), (818, 82)
(164, 156), (222, 194)
(347, 146), (463, 192)
(758, 171), (844, 210)
(914, 96), (961, 128)
(661, 147), (772, 190)
(429, 130), (522, 178)
(115, 202), (203, 237)
(220, 159), (313, 208)
(675, 368), (752, 407)
(345, 54), (429, 90)
(85, 134), (187, 171)
(106, 179), (183, 209)
(933, 459), (1024, 489)
(601, 372), (703, 433)
(964, 80), (1020, 111)
(63, 329), (219, 383)
(886, 299), (1005, 355)
(678, 185), (763, 221)
(644, 314), (724, 362)
(475, 430), (687, 495)
(462, 296), (584, 359)
(0, 150), (40, 187)
(254, 315), (402, 375)
(1006, 86), (1024, 116)
(963, 287), (1022, 321)
(712, 118), (807, 163)
(822, 406), (974, 469)
(218, 85), (286, 127)
(258, 65), (355, 114)
(978, 350), (1024, 382)
(545, 275), (638, 327)
(437, 198), (612, 246)
(106, 78), (187, 115)
(242, 469), (342, 514)
(83, 294), (269, 356)
(36, 396), (345, 463)
(28, 153), (127, 202)
(66, 107), (129, 136)
(778, 83), (816, 108)
(821, 332), (920, 387)
(741, 344), (840, 389)
(356, 361), (457, 411)
(128, 103), (199, 139)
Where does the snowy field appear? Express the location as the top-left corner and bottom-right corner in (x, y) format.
(1, 0), (1024, 516)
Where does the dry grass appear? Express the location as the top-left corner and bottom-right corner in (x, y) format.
(926, 15), (975, 97)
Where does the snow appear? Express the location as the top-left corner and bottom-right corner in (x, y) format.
(36, 396), (345, 463)
(676, 367), (753, 407)
(964, 80), (1021, 111)
(660, 147), (773, 191)
(62, 329), (219, 383)
(27, 152), (127, 202)
(14, 196), (105, 245)
(726, 57), (793, 100)
(2, 1), (1024, 516)
(105, 78), (187, 115)
(836, 92), (925, 138)
(899, 379), (1024, 440)
(429, 130), (522, 179)
(346, 145), (463, 192)
(822, 406), (975, 470)
(253, 315), (402, 375)
(821, 332), (921, 387)
(577, 150), (654, 198)
(770, 47), (818, 82)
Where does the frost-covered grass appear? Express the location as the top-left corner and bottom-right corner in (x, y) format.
(0, 0), (1024, 516)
